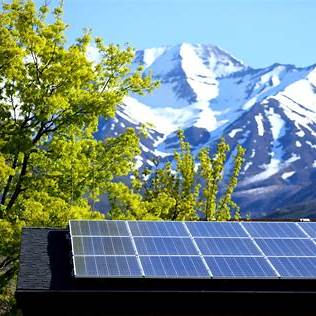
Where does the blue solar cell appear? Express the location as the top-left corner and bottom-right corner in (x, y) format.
(74, 256), (142, 277)
(242, 222), (306, 238)
(195, 238), (261, 256)
(70, 220), (129, 236)
(255, 238), (316, 257)
(140, 256), (209, 278)
(70, 220), (316, 280)
(269, 257), (316, 278)
(72, 237), (135, 255)
(69, 220), (82, 236)
(186, 221), (247, 237)
(128, 221), (188, 237)
(205, 256), (277, 278)
(134, 237), (198, 255)
(95, 256), (142, 277)
(298, 222), (316, 238)
(73, 256), (87, 276)
(74, 256), (98, 277)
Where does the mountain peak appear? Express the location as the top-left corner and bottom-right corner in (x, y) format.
(135, 42), (246, 80)
(101, 43), (316, 217)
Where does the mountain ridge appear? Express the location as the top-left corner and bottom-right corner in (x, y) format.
(98, 42), (316, 218)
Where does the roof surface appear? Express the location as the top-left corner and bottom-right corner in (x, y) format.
(17, 228), (71, 291)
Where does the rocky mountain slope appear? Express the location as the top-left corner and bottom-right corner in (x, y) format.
(96, 43), (316, 218)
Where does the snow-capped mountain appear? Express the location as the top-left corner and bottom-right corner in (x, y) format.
(96, 43), (316, 218)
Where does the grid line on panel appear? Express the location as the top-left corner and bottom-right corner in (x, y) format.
(139, 256), (210, 278)
(70, 220), (131, 237)
(89, 235), (100, 276)
(242, 222), (306, 238)
(128, 221), (189, 237)
(70, 221), (83, 276)
(268, 256), (316, 279)
(182, 222), (213, 277)
(125, 221), (145, 277)
(185, 221), (247, 238)
(194, 237), (262, 256)
(71, 235), (201, 238)
(134, 237), (199, 256)
(204, 256), (277, 279)
(72, 254), (273, 257)
(297, 222), (316, 238)
(192, 236), (310, 240)
(254, 238), (316, 257)
(239, 222), (281, 278)
(295, 223), (316, 247)
(70, 230), (75, 274)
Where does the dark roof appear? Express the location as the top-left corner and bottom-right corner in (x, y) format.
(17, 225), (316, 293)
(17, 228), (71, 291)
(16, 227), (316, 316)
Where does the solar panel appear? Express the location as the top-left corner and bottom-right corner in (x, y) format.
(241, 222), (306, 238)
(185, 221), (247, 237)
(204, 256), (277, 278)
(69, 220), (316, 280)
(128, 221), (188, 237)
(140, 256), (209, 278)
(298, 222), (316, 238)
(134, 237), (199, 255)
(70, 220), (129, 236)
(72, 237), (135, 255)
(74, 255), (142, 277)
(255, 238), (316, 257)
(195, 238), (261, 256)
(269, 257), (316, 278)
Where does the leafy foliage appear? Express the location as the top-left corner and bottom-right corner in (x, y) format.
(113, 130), (245, 221)
(0, 0), (246, 311)
(0, 0), (157, 305)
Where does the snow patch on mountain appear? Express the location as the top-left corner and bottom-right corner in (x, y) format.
(266, 107), (285, 141)
(245, 158), (281, 185)
(180, 43), (219, 101)
(229, 129), (243, 138)
(255, 113), (264, 136)
(306, 141), (316, 149)
(142, 47), (167, 68)
(281, 171), (295, 180)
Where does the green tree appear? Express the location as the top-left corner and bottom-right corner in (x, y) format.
(0, 0), (157, 305)
(125, 130), (245, 221)
(199, 140), (245, 221)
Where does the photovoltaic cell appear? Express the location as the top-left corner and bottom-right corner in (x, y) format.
(140, 256), (209, 278)
(70, 220), (129, 236)
(269, 257), (316, 278)
(72, 237), (135, 255)
(205, 256), (277, 278)
(128, 221), (188, 237)
(186, 221), (247, 237)
(255, 238), (316, 257)
(242, 222), (306, 238)
(70, 220), (316, 280)
(298, 222), (316, 238)
(134, 237), (198, 256)
(195, 238), (261, 256)
(74, 256), (142, 277)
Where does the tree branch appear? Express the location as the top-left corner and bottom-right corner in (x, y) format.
(6, 153), (30, 210)
(0, 155), (18, 207)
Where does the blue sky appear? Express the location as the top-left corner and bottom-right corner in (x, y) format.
(39, 0), (315, 68)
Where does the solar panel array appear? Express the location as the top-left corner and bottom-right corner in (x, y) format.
(69, 220), (316, 279)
